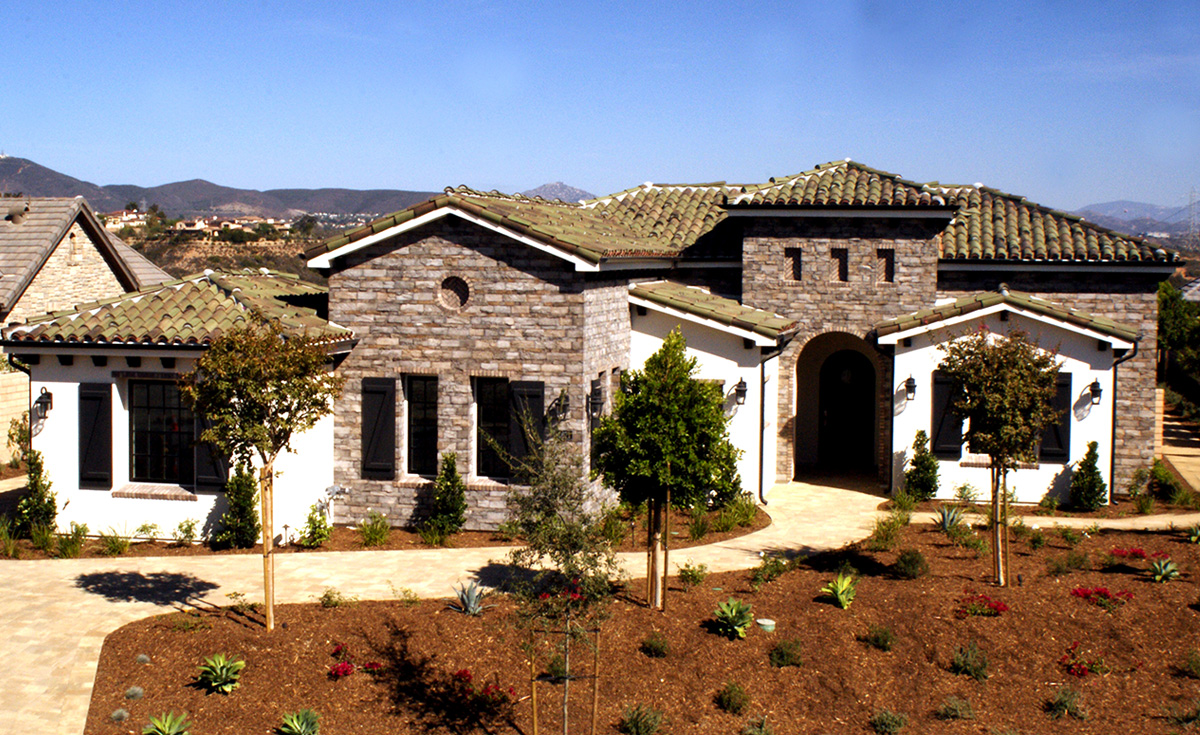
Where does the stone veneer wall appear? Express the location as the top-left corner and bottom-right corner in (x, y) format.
(8, 223), (125, 324)
(939, 270), (1163, 493)
(739, 216), (946, 482)
(327, 217), (628, 530)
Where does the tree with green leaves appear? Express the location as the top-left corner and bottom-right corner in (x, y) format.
(904, 429), (939, 501)
(180, 320), (344, 630)
(1069, 441), (1107, 511)
(937, 327), (1060, 587)
(592, 328), (742, 608)
(421, 452), (467, 542)
(211, 465), (260, 550)
(1158, 281), (1200, 378)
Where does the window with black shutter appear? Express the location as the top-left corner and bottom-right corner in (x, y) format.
(406, 376), (438, 476)
(931, 370), (963, 459)
(361, 378), (396, 480)
(79, 383), (112, 488)
(1039, 373), (1072, 461)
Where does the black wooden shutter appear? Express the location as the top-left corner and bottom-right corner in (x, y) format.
(510, 381), (545, 462)
(930, 371), (963, 460)
(362, 378), (396, 480)
(194, 417), (229, 489)
(1040, 373), (1072, 461)
(78, 383), (112, 488)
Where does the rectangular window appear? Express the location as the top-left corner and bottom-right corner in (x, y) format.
(477, 378), (546, 479)
(361, 377), (397, 480)
(930, 371), (963, 459)
(1039, 373), (1072, 461)
(784, 247), (802, 281)
(130, 380), (194, 484)
(406, 376), (438, 476)
(830, 248), (849, 282)
(876, 249), (895, 283)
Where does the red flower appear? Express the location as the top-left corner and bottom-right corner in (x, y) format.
(363, 661), (383, 672)
(329, 661), (356, 679)
(454, 669), (474, 684)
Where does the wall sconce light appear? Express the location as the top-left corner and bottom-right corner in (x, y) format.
(33, 387), (53, 419)
(904, 376), (917, 401)
(734, 379), (748, 405)
(1088, 379), (1103, 406)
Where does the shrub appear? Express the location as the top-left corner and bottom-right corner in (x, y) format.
(29, 522), (54, 551)
(950, 641), (989, 681)
(935, 695), (974, 720)
(724, 493), (758, 526)
(822, 572), (858, 609)
(768, 638), (803, 668)
(197, 653), (245, 694)
(869, 709), (907, 734)
(15, 450), (55, 537)
(640, 632), (669, 658)
(279, 709), (320, 735)
(956, 593), (1009, 617)
(297, 502), (332, 548)
(954, 483), (980, 504)
(172, 519), (198, 545)
(55, 522), (88, 558)
(711, 508), (737, 533)
(1047, 550), (1088, 576)
(1165, 699), (1200, 729)
(317, 587), (357, 609)
(142, 711), (192, 735)
(890, 490), (917, 512)
(867, 514), (903, 551)
(449, 581), (492, 616)
(713, 597), (754, 639)
(687, 505), (710, 540)
(894, 548), (929, 579)
(99, 528), (132, 556)
(677, 560), (708, 589)
(1150, 558), (1181, 583)
(1045, 687), (1085, 720)
(135, 522), (159, 540)
(904, 430), (939, 501)
(597, 507), (625, 546)
(0, 517), (19, 559)
(1028, 529), (1046, 550)
(1059, 641), (1110, 677)
(6, 410), (28, 466)
(358, 511), (391, 547)
(212, 466), (259, 550)
(423, 452), (467, 538)
(1187, 524), (1200, 544)
(935, 505), (964, 533)
(618, 704), (663, 735)
(1069, 441), (1107, 510)
(714, 680), (750, 714)
(741, 716), (774, 735)
(1182, 649), (1200, 679)
(1058, 526), (1082, 547)
(417, 522), (447, 546)
(858, 624), (896, 651)
(1150, 459), (1182, 500)
(750, 554), (789, 590)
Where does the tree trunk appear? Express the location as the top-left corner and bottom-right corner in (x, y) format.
(991, 464), (1006, 587)
(662, 487), (670, 613)
(260, 463), (276, 631)
(1002, 471), (1010, 586)
(649, 498), (664, 610)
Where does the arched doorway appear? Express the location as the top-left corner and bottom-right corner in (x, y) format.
(817, 349), (876, 469)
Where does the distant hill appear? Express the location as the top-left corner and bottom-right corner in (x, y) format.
(522, 182), (595, 202)
(0, 155), (438, 218)
(1074, 199), (1191, 239)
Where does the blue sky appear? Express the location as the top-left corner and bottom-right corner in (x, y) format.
(2, 1), (1197, 211)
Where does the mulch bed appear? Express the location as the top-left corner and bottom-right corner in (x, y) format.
(87, 523), (1200, 734)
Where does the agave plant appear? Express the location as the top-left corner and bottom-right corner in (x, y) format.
(142, 711), (192, 735)
(1150, 558), (1181, 583)
(935, 505), (964, 533)
(449, 581), (494, 616)
(713, 597), (754, 639)
(279, 708), (321, 735)
(822, 572), (858, 609)
(197, 653), (246, 694)
(1187, 524), (1200, 545)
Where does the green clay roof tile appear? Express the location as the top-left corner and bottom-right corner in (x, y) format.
(630, 281), (798, 341)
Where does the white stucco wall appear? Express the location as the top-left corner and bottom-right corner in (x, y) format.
(630, 309), (780, 501)
(21, 348), (334, 541)
(888, 310), (1120, 504)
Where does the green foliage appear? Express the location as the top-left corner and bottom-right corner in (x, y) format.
(1180, 649), (1200, 679)
(713, 597), (754, 639)
(904, 430), (939, 501)
(7, 410), (28, 466)
(592, 329), (742, 509)
(677, 560), (708, 589)
(741, 716), (774, 735)
(1159, 281), (1200, 372)
(867, 513), (904, 551)
(15, 450), (55, 538)
(99, 528), (131, 556)
(1046, 550), (1088, 576)
(687, 505), (710, 540)
(1045, 687), (1085, 720)
(423, 452), (467, 537)
(950, 641), (989, 681)
(768, 639), (804, 668)
(197, 653), (245, 694)
(29, 522), (53, 551)
(54, 522), (88, 558)
(858, 624), (897, 652)
(935, 504), (964, 533)
(1069, 441), (1108, 511)
(869, 710), (907, 734)
(173, 519), (198, 545)
(954, 483), (980, 504)
(618, 704), (663, 735)
(0, 517), (17, 559)
(297, 502), (332, 548)
(935, 695), (975, 720)
(710, 508), (737, 533)
(1058, 527), (1082, 547)
(1187, 524), (1200, 544)
(1028, 528), (1047, 549)
(714, 680), (750, 714)
(357, 512), (391, 547)
(279, 709), (321, 735)
(724, 494), (759, 525)
(449, 581), (493, 616)
(1150, 459), (1183, 500)
(822, 572), (858, 609)
(597, 506), (625, 546)
(1150, 558), (1181, 583)
(640, 631), (669, 658)
(142, 711), (192, 735)
(1164, 699), (1200, 728)
(135, 522), (159, 540)
(890, 490), (917, 512)
(317, 587), (357, 608)
(1133, 492), (1156, 515)
(894, 548), (929, 579)
(212, 466), (260, 550)
(750, 554), (789, 590)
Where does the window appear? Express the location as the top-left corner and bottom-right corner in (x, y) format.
(830, 248), (849, 282)
(930, 371), (963, 459)
(130, 381), (194, 484)
(361, 377), (396, 480)
(476, 378), (545, 479)
(589, 376), (605, 432)
(1039, 373), (1072, 461)
(784, 247), (802, 281)
(406, 376), (438, 476)
(876, 249), (895, 283)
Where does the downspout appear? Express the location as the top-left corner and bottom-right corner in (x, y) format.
(758, 343), (785, 504)
(1109, 340), (1139, 494)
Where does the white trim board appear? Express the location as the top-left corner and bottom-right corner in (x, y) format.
(876, 302), (1135, 349)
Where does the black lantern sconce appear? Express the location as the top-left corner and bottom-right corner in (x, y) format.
(904, 376), (917, 401)
(1088, 379), (1103, 406)
(33, 387), (53, 419)
(734, 379), (748, 405)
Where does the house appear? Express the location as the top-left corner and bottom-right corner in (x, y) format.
(0, 270), (355, 536)
(304, 159), (1176, 525)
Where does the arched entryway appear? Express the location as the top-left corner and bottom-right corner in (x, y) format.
(793, 333), (879, 479)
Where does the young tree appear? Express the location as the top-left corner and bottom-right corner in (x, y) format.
(937, 327), (1060, 587)
(1069, 441), (1107, 511)
(904, 429), (939, 501)
(592, 328), (742, 608)
(180, 319), (344, 630)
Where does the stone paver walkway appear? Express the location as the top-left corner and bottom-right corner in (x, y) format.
(1161, 411), (1200, 491)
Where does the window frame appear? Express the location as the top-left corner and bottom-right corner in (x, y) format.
(405, 375), (438, 477)
(128, 379), (194, 485)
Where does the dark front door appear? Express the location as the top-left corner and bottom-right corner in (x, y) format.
(818, 350), (876, 469)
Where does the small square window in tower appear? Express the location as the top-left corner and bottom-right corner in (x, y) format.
(784, 247), (802, 281)
(876, 249), (895, 283)
(830, 248), (849, 282)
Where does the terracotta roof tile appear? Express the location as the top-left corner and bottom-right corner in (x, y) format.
(630, 281), (798, 341)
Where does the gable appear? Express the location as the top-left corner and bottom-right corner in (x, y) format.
(6, 221), (126, 324)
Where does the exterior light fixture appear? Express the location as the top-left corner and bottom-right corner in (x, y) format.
(1088, 379), (1103, 406)
(734, 379), (748, 405)
(904, 376), (917, 401)
(33, 387), (53, 419)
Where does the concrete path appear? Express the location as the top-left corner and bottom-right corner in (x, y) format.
(0, 478), (886, 735)
(1161, 411), (1200, 492)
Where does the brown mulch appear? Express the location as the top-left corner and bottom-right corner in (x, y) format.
(86, 525), (1200, 734)
(901, 494), (1200, 521)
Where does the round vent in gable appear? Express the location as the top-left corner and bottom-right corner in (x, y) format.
(439, 276), (470, 310)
